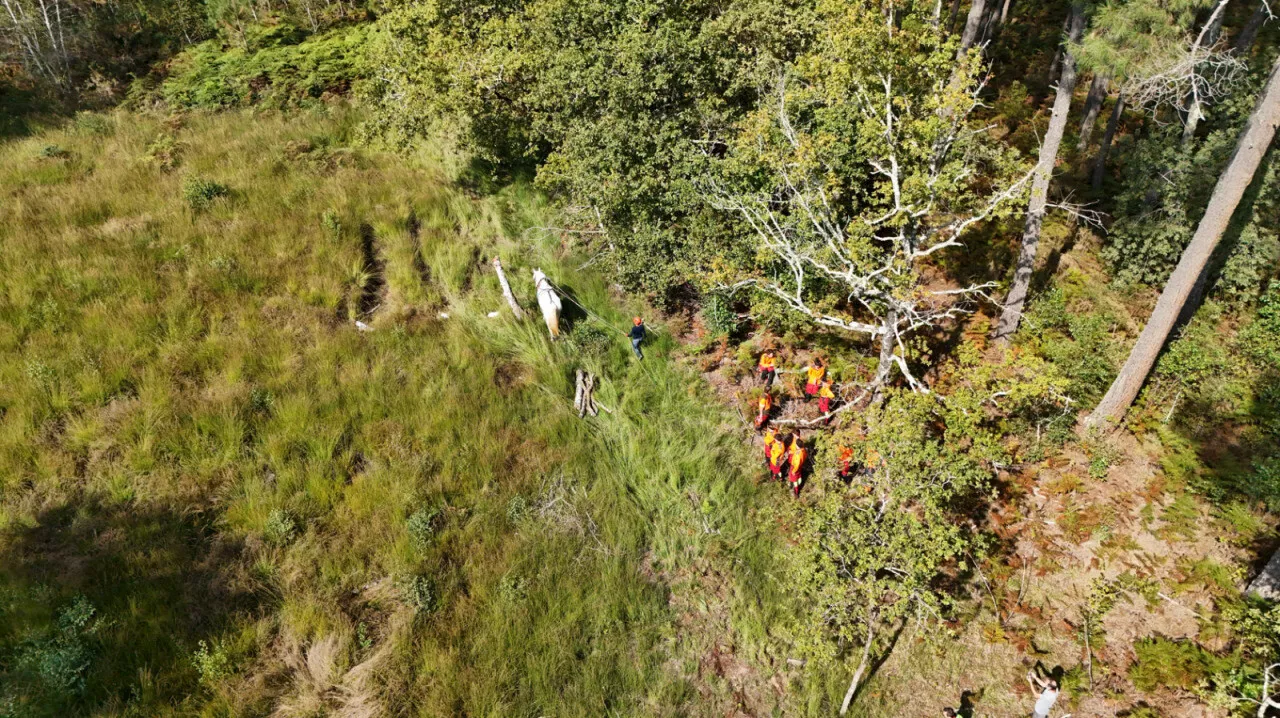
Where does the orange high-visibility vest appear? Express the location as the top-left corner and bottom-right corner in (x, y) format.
(839, 446), (853, 464)
(758, 394), (772, 413)
(758, 353), (776, 370)
(806, 365), (825, 384)
(764, 428), (777, 449)
(770, 439), (787, 465)
(819, 382), (835, 399)
(789, 446), (807, 474)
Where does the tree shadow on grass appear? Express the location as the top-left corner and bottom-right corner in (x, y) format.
(0, 494), (257, 715)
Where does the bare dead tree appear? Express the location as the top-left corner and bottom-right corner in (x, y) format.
(708, 73), (1034, 393)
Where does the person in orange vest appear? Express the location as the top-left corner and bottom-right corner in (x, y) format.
(787, 437), (808, 497)
(769, 432), (790, 480)
(757, 350), (777, 386)
(754, 392), (773, 429)
(804, 358), (826, 398)
(817, 379), (836, 419)
(763, 427), (779, 472)
(837, 444), (854, 482)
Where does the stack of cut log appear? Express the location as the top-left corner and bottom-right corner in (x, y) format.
(573, 370), (611, 417)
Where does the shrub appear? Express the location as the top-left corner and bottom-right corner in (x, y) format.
(160, 24), (369, 109)
(399, 575), (435, 614)
(14, 596), (101, 696)
(321, 209), (342, 241)
(38, 144), (68, 159)
(191, 640), (232, 686)
(182, 176), (229, 211)
(73, 112), (113, 136)
(506, 495), (528, 523)
(567, 322), (611, 357)
(264, 508), (297, 545)
(406, 507), (439, 549)
(145, 135), (182, 170)
(1129, 637), (1224, 692)
(700, 294), (737, 339)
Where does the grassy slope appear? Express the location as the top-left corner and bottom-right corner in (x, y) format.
(0, 108), (784, 716)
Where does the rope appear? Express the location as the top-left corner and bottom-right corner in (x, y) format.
(542, 276), (626, 331)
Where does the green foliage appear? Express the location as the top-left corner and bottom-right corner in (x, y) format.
(161, 24), (370, 110)
(181, 175), (229, 211)
(72, 112), (113, 136)
(399, 574), (436, 614)
(263, 508), (298, 545)
(1084, 438), (1122, 479)
(700, 294), (737, 339)
(1, 595), (102, 711)
(1105, 60), (1280, 305)
(1129, 637), (1223, 693)
(406, 506), (439, 549)
(567, 322), (612, 358)
(364, 0), (817, 296)
(37, 144), (68, 159)
(1022, 284), (1120, 404)
(785, 360), (1067, 674)
(145, 134), (183, 171)
(191, 639), (233, 686)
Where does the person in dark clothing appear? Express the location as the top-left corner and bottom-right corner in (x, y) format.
(627, 317), (646, 359)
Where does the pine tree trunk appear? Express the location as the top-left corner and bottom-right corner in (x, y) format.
(958, 0), (988, 54)
(999, 0), (1014, 24)
(1087, 55), (1280, 430)
(1233, 1), (1268, 55)
(1091, 91), (1125, 192)
(1079, 72), (1110, 150)
(994, 3), (1087, 341)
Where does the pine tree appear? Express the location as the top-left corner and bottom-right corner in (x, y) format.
(994, 3), (1087, 340)
(1087, 53), (1280, 429)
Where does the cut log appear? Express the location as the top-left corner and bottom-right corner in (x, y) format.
(492, 257), (526, 320)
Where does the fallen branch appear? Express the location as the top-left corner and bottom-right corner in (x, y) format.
(492, 257), (526, 320)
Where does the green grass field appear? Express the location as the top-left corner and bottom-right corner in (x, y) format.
(0, 107), (787, 717)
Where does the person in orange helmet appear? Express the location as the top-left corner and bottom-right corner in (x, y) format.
(757, 350), (777, 386)
(787, 436), (808, 498)
(804, 358), (826, 398)
(837, 444), (854, 482)
(755, 392), (773, 429)
(627, 316), (646, 359)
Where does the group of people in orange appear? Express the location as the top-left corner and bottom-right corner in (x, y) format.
(753, 351), (878, 498)
(753, 352), (845, 498)
(753, 353), (836, 429)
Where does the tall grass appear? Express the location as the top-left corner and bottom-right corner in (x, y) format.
(0, 107), (786, 716)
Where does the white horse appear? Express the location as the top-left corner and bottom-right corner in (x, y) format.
(532, 269), (562, 339)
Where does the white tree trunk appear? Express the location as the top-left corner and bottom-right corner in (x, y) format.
(995, 3), (1086, 341)
(492, 257), (526, 320)
(1087, 55), (1280, 430)
(839, 611), (877, 716)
